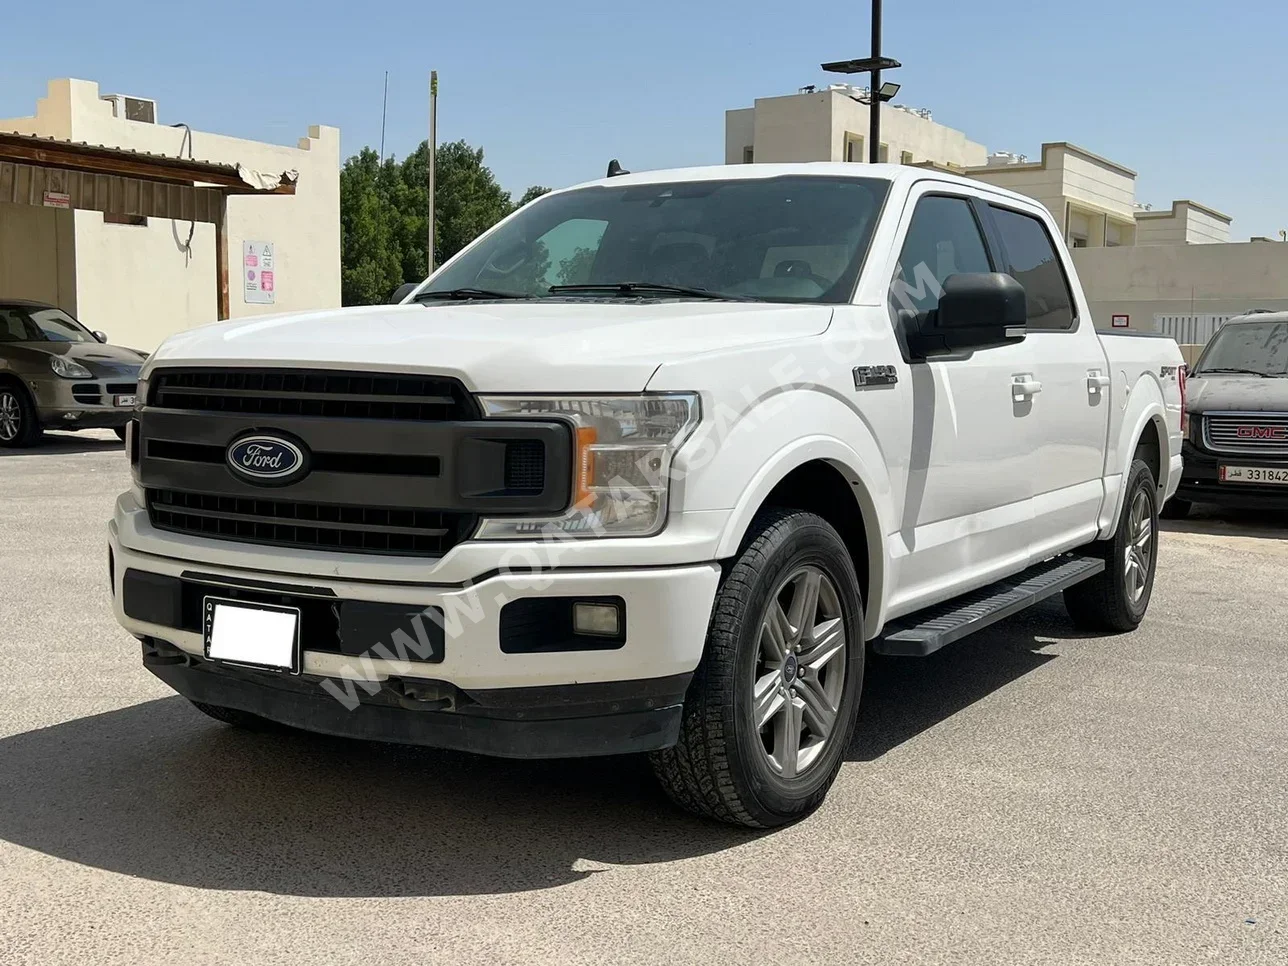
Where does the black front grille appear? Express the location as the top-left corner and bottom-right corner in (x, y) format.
(150, 368), (478, 421)
(147, 488), (476, 557)
(72, 383), (101, 404)
(107, 382), (138, 395)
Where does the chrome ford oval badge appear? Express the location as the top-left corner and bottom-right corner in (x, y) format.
(226, 433), (309, 485)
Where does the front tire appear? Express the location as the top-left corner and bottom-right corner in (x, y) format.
(650, 508), (865, 828)
(1064, 458), (1160, 632)
(0, 382), (42, 448)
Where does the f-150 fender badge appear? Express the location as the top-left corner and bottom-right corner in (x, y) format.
(1160, 365), (1179, 378)
(853, 365), (899, 389)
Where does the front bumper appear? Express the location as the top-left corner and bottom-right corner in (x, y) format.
(1175, 440), (1288, 510)
(109, 522), (720, 757)
(28, 373), (137, 429)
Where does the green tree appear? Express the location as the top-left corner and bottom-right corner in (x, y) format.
(518, 185), (551, 207)
(340, 140), (547, 305)
(338, 148), (404, 306)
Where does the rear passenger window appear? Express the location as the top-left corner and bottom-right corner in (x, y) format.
(988, 206), (1077, 331)
(890, 196), (992, 316)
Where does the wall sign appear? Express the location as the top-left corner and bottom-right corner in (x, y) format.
(1111, 314), (1129, 328)
(243, 241), (276, 304)
(42, 191), (71, 209)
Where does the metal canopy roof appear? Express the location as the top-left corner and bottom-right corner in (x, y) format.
(0, 131), (298, 194)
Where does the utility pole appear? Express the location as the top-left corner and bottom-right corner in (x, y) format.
(822, 0), (901, 164)
(378, 71), (388, 164)
(428, 70), (438, 275)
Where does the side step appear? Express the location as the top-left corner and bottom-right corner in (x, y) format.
(873, 555), (1105, 657)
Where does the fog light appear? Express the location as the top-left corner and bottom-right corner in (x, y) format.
(573, 602), (621, 638)
(62, 412), (82, 421)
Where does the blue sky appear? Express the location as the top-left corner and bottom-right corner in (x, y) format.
(3, 0), (1286, 238)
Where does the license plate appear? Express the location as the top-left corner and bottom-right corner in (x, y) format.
(114, 394), (138, 408)
(1220, 465), (1288, 485)
(203, 597), (301, 673)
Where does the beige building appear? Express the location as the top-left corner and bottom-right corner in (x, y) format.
(0, 78), (340, 350)
(726, 86), (987, 169)
(1134, 200), (1232, 246)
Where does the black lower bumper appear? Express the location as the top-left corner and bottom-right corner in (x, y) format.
(1175, 441), (1288, 510)
(143, 640), (688, 759)
(41, 409), (130, 430)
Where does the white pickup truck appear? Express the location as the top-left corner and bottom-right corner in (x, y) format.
(110, 163), (1184, 827)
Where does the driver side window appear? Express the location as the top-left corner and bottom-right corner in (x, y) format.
(890, 195), (992, 316)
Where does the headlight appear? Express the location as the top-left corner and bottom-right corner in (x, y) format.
(475, 393), (700, 539)
(49, 356), (93, 379)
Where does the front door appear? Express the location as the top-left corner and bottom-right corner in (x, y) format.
(882, 188), (1038, 616)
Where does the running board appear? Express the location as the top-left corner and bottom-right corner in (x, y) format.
(873, 555), (1106, 657)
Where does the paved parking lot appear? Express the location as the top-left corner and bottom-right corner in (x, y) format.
(2, 432), (1285, 965)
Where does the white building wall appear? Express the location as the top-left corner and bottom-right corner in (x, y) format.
(1, 78), (340, 351)
(726, 90), (986, 169)
(1072, 242), (1288, 331)
(725, 108), (755, 164)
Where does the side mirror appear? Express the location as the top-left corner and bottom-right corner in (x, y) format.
(93, 330), (108, 343)
(390, 282), (419, 304)
(916, 273), (1027, 355)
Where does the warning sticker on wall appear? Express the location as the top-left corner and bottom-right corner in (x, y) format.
(243, 241), (275, 304)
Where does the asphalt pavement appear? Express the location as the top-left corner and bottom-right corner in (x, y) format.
(1, 431), (1284, 965)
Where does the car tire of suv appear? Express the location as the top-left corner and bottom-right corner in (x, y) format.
(1063, 458), (1159, 633)
(189, 700), (288, 732)
(0, 380), (42, 448)
(650, 508), (864, 828)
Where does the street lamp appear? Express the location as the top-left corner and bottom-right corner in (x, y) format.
(822, 0), (900, 164)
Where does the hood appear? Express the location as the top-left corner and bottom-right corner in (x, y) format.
(1188, 374), (1288, 414)
(41, 341), (146, 376)
(147, 301), (835, 392)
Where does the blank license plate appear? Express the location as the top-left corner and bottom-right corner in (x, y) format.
(203, 597), (301, 672)
(1220, 465), (1288, 485)
(114, 394), (138, 408)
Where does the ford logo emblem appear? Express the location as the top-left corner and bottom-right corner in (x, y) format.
(226, 433), (309, 485)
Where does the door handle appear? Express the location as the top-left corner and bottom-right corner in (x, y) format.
(1086, 370), (1111, 394)
(1011, 375), (1043, 401)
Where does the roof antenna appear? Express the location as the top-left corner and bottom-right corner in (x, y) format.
(606, 159), (630, 178)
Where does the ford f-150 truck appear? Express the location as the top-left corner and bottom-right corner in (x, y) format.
(109, 163), (1184, 827)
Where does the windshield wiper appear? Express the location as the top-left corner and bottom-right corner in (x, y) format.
(1197, 367), (1274, 377)
(549, 281), (756, 301)
(413, 287), (528, 302)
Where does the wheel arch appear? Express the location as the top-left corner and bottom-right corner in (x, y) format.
(1099, 374), (1171, 539)
(714, 439), (891, 640)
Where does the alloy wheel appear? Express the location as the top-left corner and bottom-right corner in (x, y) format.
(0, 391), (20, 442)
(1123, 488), (1153, 603)
(753, 565), (848, 778)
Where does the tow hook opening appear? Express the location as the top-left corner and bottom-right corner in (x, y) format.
(391, 677), (463, 712)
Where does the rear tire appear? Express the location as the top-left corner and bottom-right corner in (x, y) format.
(189, 700), (287, 732)
(0, 381), (42, 448)
(1064, 458), (1159, 632)
(1160, 497), (1191, 520)
(650, 508), (865, 828)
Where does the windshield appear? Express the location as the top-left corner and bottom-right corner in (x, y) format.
(28, 307), (95, 343)
(1195, 321), (1288, 376)
(417, 176), (890, 304)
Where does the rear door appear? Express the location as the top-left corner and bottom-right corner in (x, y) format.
(983, 202), (1111, 561)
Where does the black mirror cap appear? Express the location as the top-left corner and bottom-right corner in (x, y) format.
(917, 272), (1027, 355)
(93, 330), (108, 343)
(390, 282), (419, 304)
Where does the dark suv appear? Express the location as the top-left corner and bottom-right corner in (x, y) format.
(0, 300), (146, 447)
(1167, 311), (1288, 516)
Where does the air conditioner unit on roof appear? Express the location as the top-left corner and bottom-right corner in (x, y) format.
(101, 94), (157, 124)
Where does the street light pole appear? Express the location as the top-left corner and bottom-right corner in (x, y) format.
(821, 0), (901, 165)
(869, 0), (882, 164)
